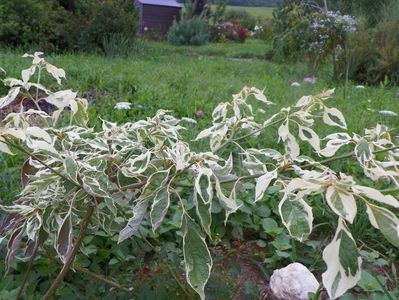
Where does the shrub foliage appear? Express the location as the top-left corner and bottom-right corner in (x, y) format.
(168, 17), (210, 46)
(1, 54), (399, 299)
(0, 0), (137, 53)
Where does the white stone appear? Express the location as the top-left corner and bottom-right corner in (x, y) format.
(270, 262), (319, 300)
(291, 82), (301, 87)
(114, 102), (131, 110)
(303, 77), (317, 84)
(379, 110), (397, 117)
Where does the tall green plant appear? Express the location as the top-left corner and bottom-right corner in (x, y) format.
(1, 53), (399, 299)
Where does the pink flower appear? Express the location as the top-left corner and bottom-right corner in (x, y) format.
(195, 110), (204, 118)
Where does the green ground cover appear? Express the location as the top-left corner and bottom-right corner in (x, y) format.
(224, 5), (275, 19)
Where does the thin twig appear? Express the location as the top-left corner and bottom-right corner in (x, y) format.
(79, 267), (130, 293)
(41, 205), (95, 300)
(165, 262), (195, 299)
(15, 242), (39, 300)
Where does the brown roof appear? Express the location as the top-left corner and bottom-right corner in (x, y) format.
(137, 0), (182, 8)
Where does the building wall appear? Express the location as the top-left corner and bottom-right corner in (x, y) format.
(140, 5), (181, 35)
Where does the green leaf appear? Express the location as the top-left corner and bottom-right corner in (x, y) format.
(358, 270), (386, 292)
(193, 190), (212, 237)
(279, 194), (313, 242)
(104, 197), (117, 216)
(64, 156), (78, 182)
(322, 218), (362, 299)
(182, 215), (212, 300)
(261, 218), (280, 234)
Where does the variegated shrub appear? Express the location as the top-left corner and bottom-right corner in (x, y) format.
(1, 53), (399, 299)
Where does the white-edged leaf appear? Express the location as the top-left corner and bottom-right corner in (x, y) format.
(255, 170), (277, 202)
(104, 197), (117, 216)
(118, 200), (148, 243)
(352, 185), (399, 208)
(279, 194), (313, 242)
(56, 213), (73, 264)
(150, 185), (170, 232)
(326, 186), (357, 223)
(295, 95), (312, 107)
(323, 107), (347, 129)
(195, 171), (213, 204)
(298, 125), (320, 151)
(0, 138), (13, 155)
(212, 102), (228, 121)
(214, 176), (240, 222)
(26, 139), (57, 154)
(26, 126), (52, 143)
(322, 218), (362, 299)
(64, 156), (78, 182)
(21, 66), (36, 83)
(285, 132), (300, 159)
(365, 203), (399, 248)
(121, 152), (151, 177)
(319, 133), (352, 157)
(0, 87), (20, 109)
(46, 63), (66, 84)
(354, 139), (372, 165)
(195, 127), (213, 140)
(193, 190), (212, 237)
(182, 215), (212, 300)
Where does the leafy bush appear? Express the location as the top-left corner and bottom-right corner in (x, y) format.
(167, 17), (209, 46)
(336, 1), (399, 85)
(0, 0), (76, 52)
(0, 0), (137, 53)
(1, 53), (399, 299)
(223, 21), (250, 43)
(271, 2), (356, 66)
(76, 0), (137, 52)
(224, 8), (257, 30)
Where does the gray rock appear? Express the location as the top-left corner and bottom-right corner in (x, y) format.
(270, 262), (319, 300)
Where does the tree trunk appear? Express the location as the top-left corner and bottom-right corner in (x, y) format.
(59, 0), (76, 12)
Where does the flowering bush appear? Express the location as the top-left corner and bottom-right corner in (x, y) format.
(307, 10), (356, 60)
(271, 2), (356, 65)
(222, 20), (250, 43)
(1, 53), (399, 300)
(335, 1), (399, 85)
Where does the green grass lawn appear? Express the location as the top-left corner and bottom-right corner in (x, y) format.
(225, 5), (275, 19)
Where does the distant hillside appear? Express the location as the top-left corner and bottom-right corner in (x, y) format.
(181, 0), (282, 7)
(226, 0), (281, 6)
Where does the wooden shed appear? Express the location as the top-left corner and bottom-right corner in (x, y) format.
(135, 0), (183, 36)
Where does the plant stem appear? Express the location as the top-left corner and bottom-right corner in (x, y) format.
(165, 262), (194, 299)
(312, 283), (324, 300)
(41, 205), (94, 300)
(15, 242), (39, 300)
(79, 267), (130, 293)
